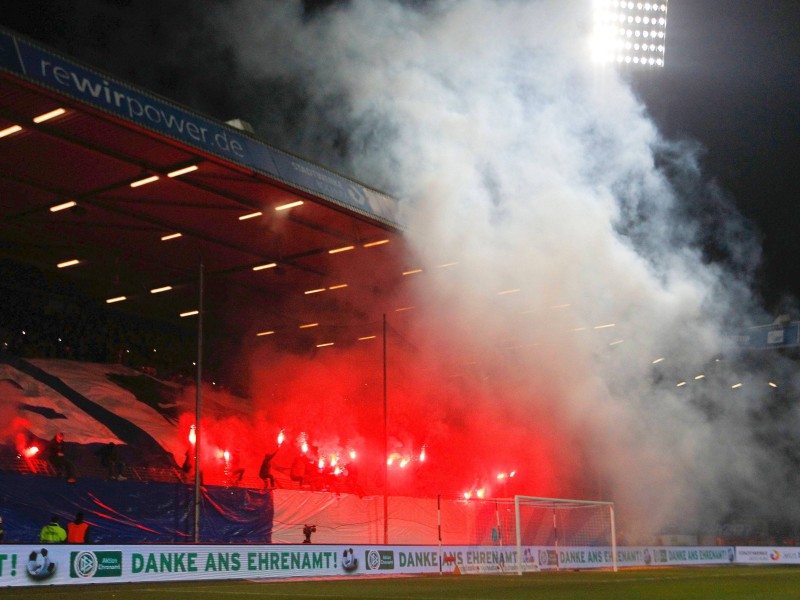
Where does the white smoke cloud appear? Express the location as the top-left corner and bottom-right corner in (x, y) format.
(215, 0), (798, 540)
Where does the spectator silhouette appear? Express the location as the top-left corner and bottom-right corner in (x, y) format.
(95, 442), (125, 480)
(46, 432), (77, 483)
(259, 448), (279, 490)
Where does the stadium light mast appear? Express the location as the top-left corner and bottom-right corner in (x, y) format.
(591, 0), (669, 67)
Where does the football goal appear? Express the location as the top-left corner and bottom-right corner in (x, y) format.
(514, 495), (617, 573)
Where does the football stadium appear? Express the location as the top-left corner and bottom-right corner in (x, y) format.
(1, 1), (799, 596)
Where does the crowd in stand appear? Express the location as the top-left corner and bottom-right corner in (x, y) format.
(0, 259), (196, 381)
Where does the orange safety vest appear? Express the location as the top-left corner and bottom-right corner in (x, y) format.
(67, 521), (88, 543)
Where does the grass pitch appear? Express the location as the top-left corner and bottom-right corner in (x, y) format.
(0, 566), (796, 599)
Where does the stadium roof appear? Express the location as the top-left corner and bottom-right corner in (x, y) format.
(0, 27), (410, 351)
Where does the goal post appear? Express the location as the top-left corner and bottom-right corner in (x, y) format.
(514, 496), (617, 574)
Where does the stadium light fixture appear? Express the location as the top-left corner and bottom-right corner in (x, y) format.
(275, 200), (303, 211)
(0, 124), (22, 138)
(239, 211), (262, 221)
(33, 108), (66, 123)
(50, 200), (77, 212)
(592, 0), (668, 67)
(130, 175), (159, 188)
(161, 232), (182, 241)
(167, 165), (198, 178)
(252, 262), (277, 271)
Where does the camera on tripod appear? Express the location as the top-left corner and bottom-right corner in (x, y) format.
(303, 524), (317, 543)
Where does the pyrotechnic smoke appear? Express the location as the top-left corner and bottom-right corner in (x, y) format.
(207, 0), (800, 540)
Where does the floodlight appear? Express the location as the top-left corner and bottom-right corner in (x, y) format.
(592, 0), (668, 67)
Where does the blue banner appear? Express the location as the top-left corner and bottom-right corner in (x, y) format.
(0, 472), (273, 544)
(736, 324), (800, 349)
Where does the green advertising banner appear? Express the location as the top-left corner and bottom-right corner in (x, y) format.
(0, 543), (741, 587)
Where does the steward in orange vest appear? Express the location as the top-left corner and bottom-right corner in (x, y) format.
(67, 512), (89, 543)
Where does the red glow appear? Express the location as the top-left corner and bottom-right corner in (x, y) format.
(162, 332), (592, 499)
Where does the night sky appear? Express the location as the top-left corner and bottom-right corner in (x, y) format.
(3, 0), (799, 309)
(632, 2), (800, 312)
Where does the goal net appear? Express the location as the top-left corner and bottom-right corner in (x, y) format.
(435, 495), (616, 574)
(514, 496), (617, 573)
